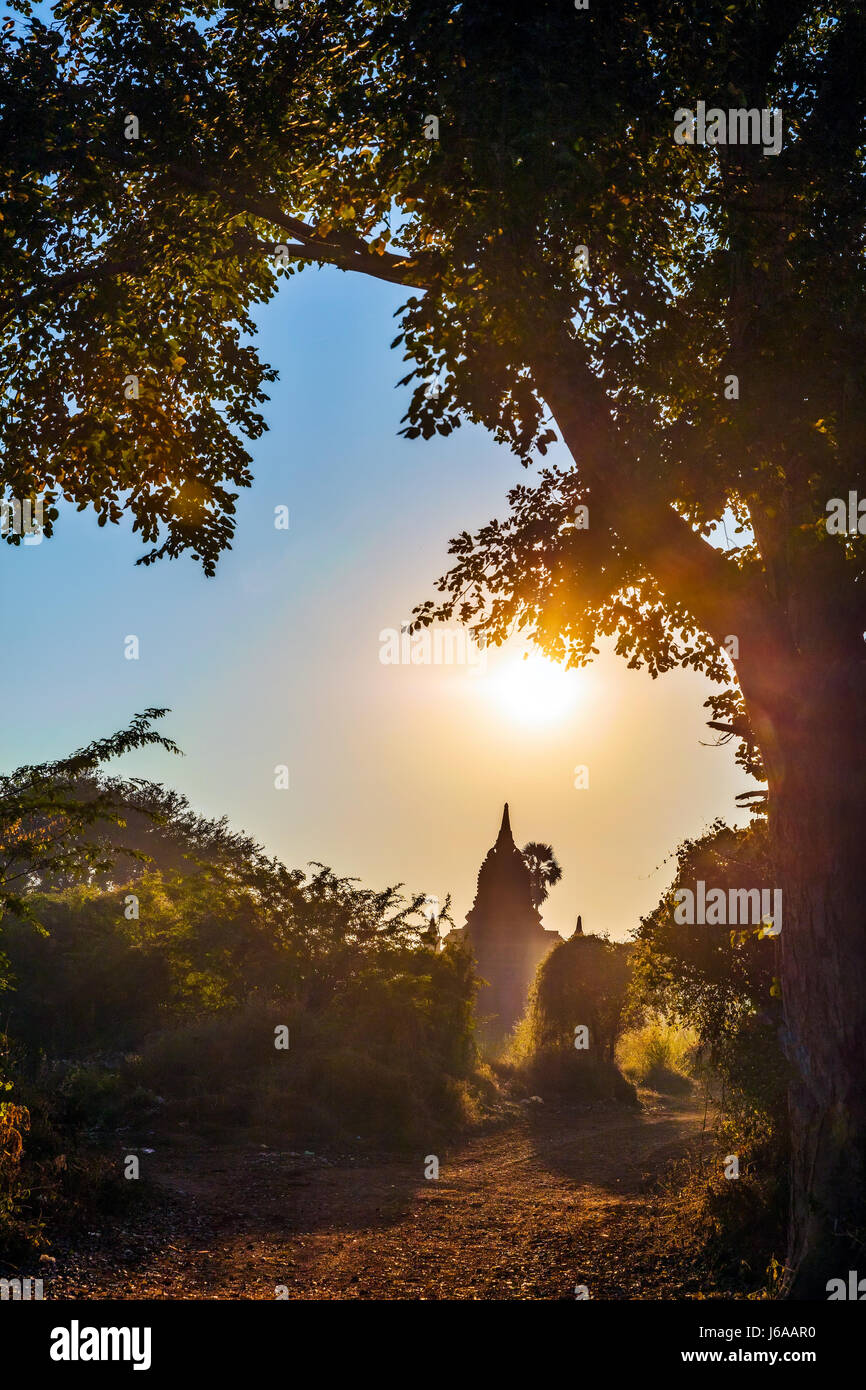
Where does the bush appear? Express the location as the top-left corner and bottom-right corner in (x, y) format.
(123, 962), (483, 1147)
(527, 931), (632, 1058)
(520, 1047), (638, 1105)
(504, 929), (636, 1104)
(0, 780), (492, 1254)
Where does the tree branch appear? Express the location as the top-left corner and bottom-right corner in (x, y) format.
(534, 330), (798, 688)
(168, 164), (431, 290)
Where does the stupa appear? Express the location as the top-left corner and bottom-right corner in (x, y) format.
(444, 804), (563, 1035)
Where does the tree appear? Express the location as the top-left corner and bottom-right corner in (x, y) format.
(0, 709), (179, 926)
(521, 842), (562, 908)
(1, 0), (864, 1294)
(631, 819), (789, 1153)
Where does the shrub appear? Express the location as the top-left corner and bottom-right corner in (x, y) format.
(527, 931), (632, 1057)
(0, 775), (488, 1251)
(505, 929), (636, 1104)
(521, 1047), (638, 1104)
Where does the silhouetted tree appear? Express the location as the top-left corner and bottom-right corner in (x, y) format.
(521, 842), (562, 908)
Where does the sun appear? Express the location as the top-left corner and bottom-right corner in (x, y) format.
(488, 651), (581, 727)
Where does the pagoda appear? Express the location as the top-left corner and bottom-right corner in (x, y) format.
(445, 804), (563, 1035)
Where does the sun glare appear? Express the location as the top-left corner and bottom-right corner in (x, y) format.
(488, 652), (581, 727)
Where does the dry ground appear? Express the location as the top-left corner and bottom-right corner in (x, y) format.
(44, 1094), (711, 1300)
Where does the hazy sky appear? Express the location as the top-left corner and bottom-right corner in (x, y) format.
(0, 264), (754, 941)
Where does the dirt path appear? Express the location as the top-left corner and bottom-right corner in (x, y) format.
(49, 1097), (709, 1300)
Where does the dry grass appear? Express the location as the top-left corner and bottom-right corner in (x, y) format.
(616, 1014), (699, 1094)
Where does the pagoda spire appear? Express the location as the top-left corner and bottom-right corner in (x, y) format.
(456, 800), (564, 1037)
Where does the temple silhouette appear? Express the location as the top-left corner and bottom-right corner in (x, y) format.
(444, 804), (563, 1035)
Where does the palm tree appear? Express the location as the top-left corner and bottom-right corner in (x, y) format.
(521, 842), (563, 908)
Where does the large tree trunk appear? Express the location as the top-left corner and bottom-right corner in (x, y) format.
(762, 660), (866, 1298)
(543, 343), (866, 1297)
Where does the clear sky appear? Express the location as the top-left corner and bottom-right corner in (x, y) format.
(0, 263), (754, 941)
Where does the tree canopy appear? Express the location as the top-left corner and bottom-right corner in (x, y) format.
(3, 0), (863, 758)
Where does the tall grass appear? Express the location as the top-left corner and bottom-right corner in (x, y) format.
(616, 1014), (699, 1093)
